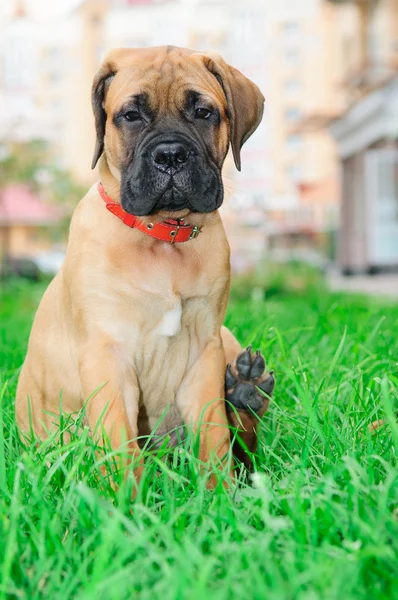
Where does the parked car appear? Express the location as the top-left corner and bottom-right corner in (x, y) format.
(33, 251), (65, 276)
(0, 251), (65, 281)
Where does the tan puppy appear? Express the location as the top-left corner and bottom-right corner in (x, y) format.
(16, 47), (274, 478)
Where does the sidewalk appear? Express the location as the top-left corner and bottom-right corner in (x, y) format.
(327, 271), (398, 299)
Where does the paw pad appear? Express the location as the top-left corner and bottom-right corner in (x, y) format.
(225, 346), (274, 414)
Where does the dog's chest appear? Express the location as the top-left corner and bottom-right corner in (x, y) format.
(154, 301), (182, 337)
(133, 293), (213, 430)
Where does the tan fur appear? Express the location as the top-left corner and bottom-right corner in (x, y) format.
(16, 46), (265, 485)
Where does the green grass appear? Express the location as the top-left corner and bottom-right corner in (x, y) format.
(0, 278), (397, 599)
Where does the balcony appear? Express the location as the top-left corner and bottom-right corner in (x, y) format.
(287, 110), (344, 134)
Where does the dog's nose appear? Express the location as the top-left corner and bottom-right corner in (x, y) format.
(152, 142), (189, 171)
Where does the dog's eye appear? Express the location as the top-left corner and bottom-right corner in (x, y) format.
(124, 110), (141, 122)
(195, 107), (212, 120)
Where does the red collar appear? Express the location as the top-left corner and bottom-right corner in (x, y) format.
(98, 182), (201, 244)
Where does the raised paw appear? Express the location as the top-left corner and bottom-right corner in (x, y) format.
(225, 346), (275, 415)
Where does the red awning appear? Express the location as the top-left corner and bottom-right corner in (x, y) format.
(0, 184), (60, 226)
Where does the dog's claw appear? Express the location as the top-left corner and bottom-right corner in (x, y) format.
(236, 346), (252, 379)
(250, 351), (265, 378)
(225, 363), (237, 387)
(258, 373), (275, 396)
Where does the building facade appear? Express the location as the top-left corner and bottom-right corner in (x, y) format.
(329, 0), (398, 272)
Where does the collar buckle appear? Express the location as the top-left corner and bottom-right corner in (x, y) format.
(169, 218), (184, 244)
(189, 225), (201, 240)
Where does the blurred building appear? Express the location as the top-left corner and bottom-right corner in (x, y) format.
(0, 2), (49, 142)
(0, 0), (107, 180)
(259, 0), (342, 263)
(5, 0), (393, 271)
(327, 0), (398, 273)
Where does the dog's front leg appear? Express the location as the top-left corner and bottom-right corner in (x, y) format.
(176, 336), (231, 483)
(79, 345), (143, 486)
(221, 326), (275, 469)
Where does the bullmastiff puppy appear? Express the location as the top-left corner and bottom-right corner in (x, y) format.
(16, 46), (275, 482)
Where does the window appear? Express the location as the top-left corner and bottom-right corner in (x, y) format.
(285, 107), (302, 123)
(284, 21), (299, 33)
(283, 21), (300, 42)
(285, 47), (301, 67)
(285, 164), (303, 182)
(47, 47), (61, 61)
(49, 72), (61, 85)
(286, 134), (303, 152)
(51, 98), (62, 113)
(284, 79), (301, 96)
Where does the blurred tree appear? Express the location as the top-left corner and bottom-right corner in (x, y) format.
(0, 140), (85, 207)
(0, 140), (48, 187)
(0, 140), (86, 242)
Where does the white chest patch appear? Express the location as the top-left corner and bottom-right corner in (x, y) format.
(157, 302), (182, 337)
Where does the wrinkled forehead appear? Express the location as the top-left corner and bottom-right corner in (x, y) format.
(105, 51), (226, 113)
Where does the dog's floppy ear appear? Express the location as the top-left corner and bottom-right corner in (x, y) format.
(202, 53), (264, 171)
(92, 48), (143, 169)
(91, 56), (117, 169)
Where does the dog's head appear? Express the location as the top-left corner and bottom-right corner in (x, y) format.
(91, 46), (264, 216)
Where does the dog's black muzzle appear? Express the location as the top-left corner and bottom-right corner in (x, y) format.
(120, 132), (223, 216)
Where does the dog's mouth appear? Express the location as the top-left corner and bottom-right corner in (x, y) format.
(156, 184), (193, 212)
(120, 132), (224, 217)
(121, 172), (223, 217)
(121, 179), (193, 216)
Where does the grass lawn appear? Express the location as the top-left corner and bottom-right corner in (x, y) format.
(0, 278), (397, 599)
